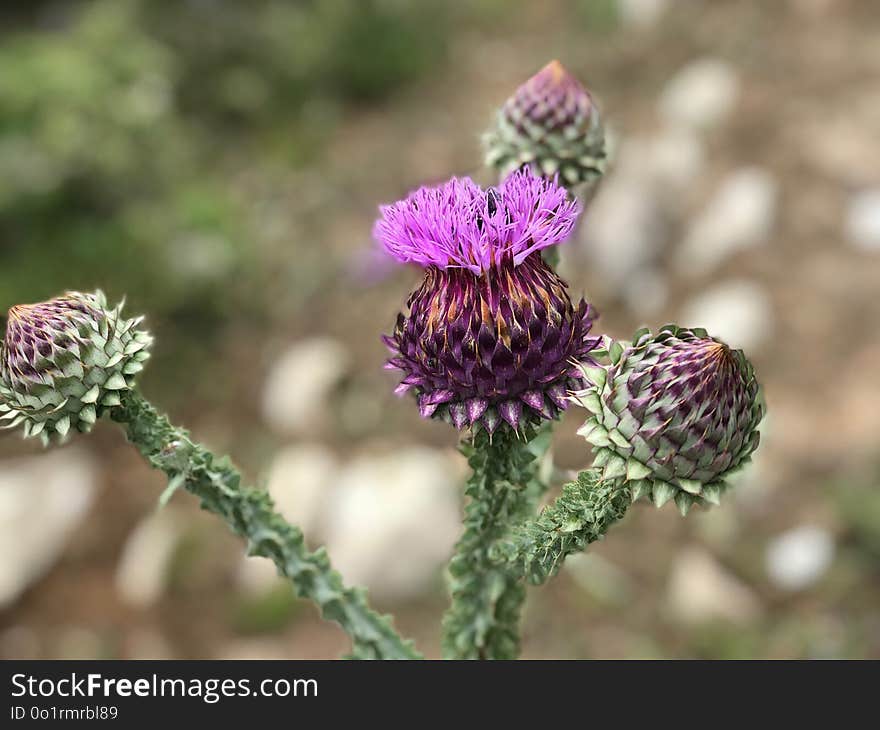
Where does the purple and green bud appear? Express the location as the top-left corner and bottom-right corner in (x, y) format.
(375, 169), (601, 434)
(484, 60), (606, 189)
(572, 325), (764, 515)
(0, 291), (152, 443)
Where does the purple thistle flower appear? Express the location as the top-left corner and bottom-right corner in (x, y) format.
(373, 168), (580, 274)
(376, 171), (600, 434)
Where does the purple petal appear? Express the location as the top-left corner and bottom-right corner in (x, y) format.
(546, 383), (569, 409)
(519, 389), (545, 412)
(426, 389), (455, 406)
(418, 394), (439, 418)
(449, 402), (468, 429)
(498, 400), (523, 430)
(465, 397), (488, 423)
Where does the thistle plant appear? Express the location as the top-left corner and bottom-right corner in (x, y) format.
(484, 60), (606, 190)
(0, 61), (764, 660)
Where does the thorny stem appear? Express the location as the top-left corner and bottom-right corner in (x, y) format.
(493, 468), (632, 585)
(441, 426), (544, 659)
(112, 389), (421, 660)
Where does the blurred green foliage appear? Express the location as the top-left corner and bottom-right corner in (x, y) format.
(0, 0), (450, 398)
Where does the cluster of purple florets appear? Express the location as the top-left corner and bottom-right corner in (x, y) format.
(374, 168), (599, 433)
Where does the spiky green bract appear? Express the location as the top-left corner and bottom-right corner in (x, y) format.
(112, 390), (419, 660)
(572, 325), (765, 516)
(0, 290), (151, 443)
(442, 426), (543, 659)
(484, 60), (606, 190)
(493, 469), (631, 585)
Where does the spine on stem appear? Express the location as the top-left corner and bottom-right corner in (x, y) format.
(441, 428), (541, 659)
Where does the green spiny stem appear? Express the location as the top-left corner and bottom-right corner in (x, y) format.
(112, 389), (420, 660)
(493, 468), (631, 585)
(441, 427), (542, 659)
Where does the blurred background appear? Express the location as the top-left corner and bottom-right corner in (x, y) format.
(1, 0), (879, 659)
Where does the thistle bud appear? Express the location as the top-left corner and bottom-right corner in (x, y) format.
(375, 169), (601, 434)
(484, 60), (606, 189)
(572, 325), (764, 514)
(0, 291), (152, 442)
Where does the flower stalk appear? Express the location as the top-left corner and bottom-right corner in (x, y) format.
(441, 427), (543, 659)
(112, 389), (420, 660)
(493, 469), (632, 585)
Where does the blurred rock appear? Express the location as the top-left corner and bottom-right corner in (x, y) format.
(666, 547), (762, 624)
(261, 338), (351, 435)
(846, 188), (880, 252)
(679, 279), (773, 351)
(765, 526), (834, 591)
(642, 125), (706, 196)
(237, 443), (339, 595)
(677, 168), (778, 276)
(115, 509), (183, 609)
(267, 443), (338, 532)
(614, 127), (706, 202)
(0, 448), (97, 608)
(617, 0), (669, 29)
(622, 268), (669, 317)
(658, 58), (740, 131)
(323, 447), (463, 600)
(580, 174), (666, 289)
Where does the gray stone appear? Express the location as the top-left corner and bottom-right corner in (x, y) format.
(679, 279), (773, 351)
(261, 338), (350, 435)
(666, 547), (762, 624)
(618, 0), (670, 28)
(0, 448), (97, 608)
(580, 174), (666, 289)
(677, 168), (778, 276)
(323, 447), (463, 600)
(846, 188), (880, 252)
(659, 58), (740, 131)
(115, 509), (183, 608)
(765, 526), (834, 591)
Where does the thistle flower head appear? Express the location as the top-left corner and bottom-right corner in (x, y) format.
(0, 291), (152, 442)
(572, 325), (764, 514)
(376, 171), (600, 434)
(374, 168), (580, 274)
(484, 60), (606, 188)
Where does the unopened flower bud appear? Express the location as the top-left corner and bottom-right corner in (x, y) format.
(572, 325), (764, 514)
(484, 60), (606, 190)
(0, 291), (152, 442)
